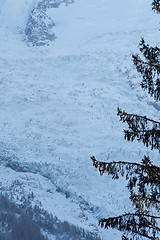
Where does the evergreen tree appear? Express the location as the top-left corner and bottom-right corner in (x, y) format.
(91, 155), (160, 239)
(152, 0), (160, 13)
(91, 1), (160, 239)
(132, 38), (160, 101)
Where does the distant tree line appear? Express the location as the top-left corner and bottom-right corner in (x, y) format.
(0, 194), (47, 240)
(0, 193), (101, 240)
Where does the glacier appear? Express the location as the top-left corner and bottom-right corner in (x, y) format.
(0, 0), (159, 239)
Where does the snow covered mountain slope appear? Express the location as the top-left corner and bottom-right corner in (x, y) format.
(0, 0), (39, 27)
(0, 0), (159, 239)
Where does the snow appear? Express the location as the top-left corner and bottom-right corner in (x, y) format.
(0, 0), (159, 239)
(49, 0), (159, 50)
(0, 0), (39, 27)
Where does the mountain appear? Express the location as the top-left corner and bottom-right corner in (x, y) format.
(0, 0), (159, 239)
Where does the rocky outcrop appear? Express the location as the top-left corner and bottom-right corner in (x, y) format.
(37, 0), (74, 10)
(25, 0), (74, 46)
(25, 8), (56, 46)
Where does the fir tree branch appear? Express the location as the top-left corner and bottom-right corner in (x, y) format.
(99, 213), (160, 240)
(130, 191), (160, 213)
(132, 55), (160, 69)
(91, 156), (160, 200)
(117, 108), (160, 125)
(117, 108), (160, 150)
